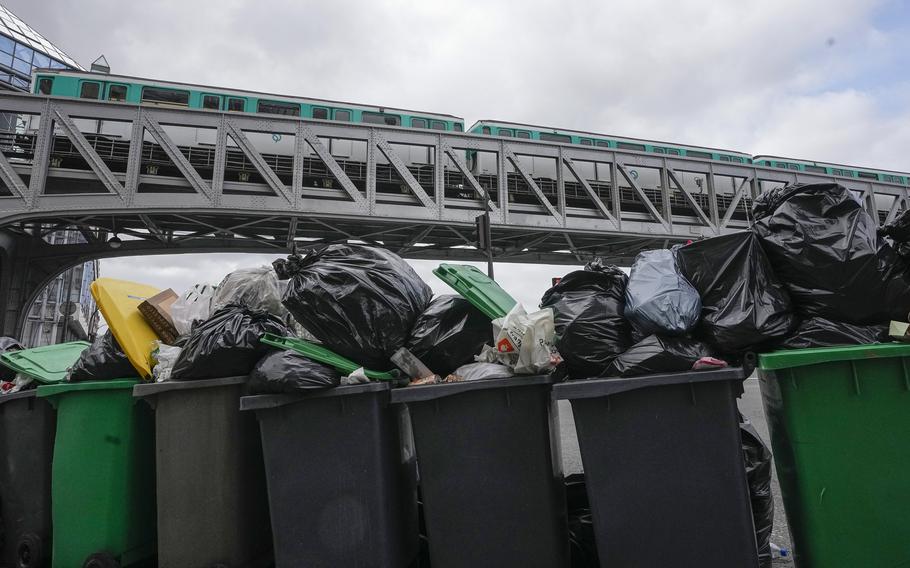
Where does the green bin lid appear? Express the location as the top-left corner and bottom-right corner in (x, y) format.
(0, 341), (90, 384)
(37, 378), (140, 398)
(432, 263), (517, 320)
(260, 334), (397, 381)
(759, 342), (910, 371)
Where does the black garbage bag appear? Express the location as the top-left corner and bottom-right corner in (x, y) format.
(0, 337), (24, 382)
(248, 349), (341, 394)
(275, 244), (432, 370)
(675, 231), (797, 354)
(566, 473), (599, 568)
(752, 182), (910, 324)
(171, 305), (290, 381)
(405, 295), (492, 376)
(605, 334), (712, 378)
(778, 317), (888, 350)
(624, 249), (701, 336)
(740, 418), (774, 568)
(68, 331), (137, 382)
(540, 259), (632, 378)
(881, 208), (910, 260)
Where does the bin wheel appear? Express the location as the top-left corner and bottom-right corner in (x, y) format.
(82, 552), (120, 568)
(16, 533), (44, 568)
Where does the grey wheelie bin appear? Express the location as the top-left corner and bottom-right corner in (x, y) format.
(241, 382), (418, 568)
(134, 376), (272, 568)
(390, 375), (569, 568)
(0, 390), (56, 568)
(553, 368), (758, 568)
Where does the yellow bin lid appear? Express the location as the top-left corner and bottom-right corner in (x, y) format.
(90, 278), (162, 380)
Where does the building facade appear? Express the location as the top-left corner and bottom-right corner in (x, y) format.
(0, 4), (99, 345)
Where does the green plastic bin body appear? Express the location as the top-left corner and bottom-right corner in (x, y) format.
(37, 380), (156, 568)
(758, 343), (910, 568)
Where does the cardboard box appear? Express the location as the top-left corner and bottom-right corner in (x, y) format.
(139, 288), (179, 344)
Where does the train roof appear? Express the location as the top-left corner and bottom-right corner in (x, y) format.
(753, 154), (910, 176)
(471, 119), (752, 157)
(34, 69), (465, 122)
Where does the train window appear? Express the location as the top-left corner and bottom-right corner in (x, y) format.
(686, 150), (712, 159)
(775, 163), (786, 169)
(202, 95), (220, 110)
(788, 164), (799, 170)
(580, 139), (593, 146)
(80, 82), (100, 100)
(654, 147), (666, 153)
(362, 112), (401, 126)
(805, 165), (826, 174)
(517, 131), (530, 139)
(540, 132), (571, 143)
(36, 77), (52, 95)
(857, 171), (877, 180)
(595, 140), (609, 147)
(668, 149), (681, 155)
(617, 142), (646, 151)
(719, 155), (731, 161)
(411, 118), (427, 128)
(257, 100), (300, 116)
(454, 123), (463, 132)
(108, 84), (127, 102)
(498, 129), (513, 137)
(431, 120), (446, 130)
(481, 126), (491, 135)
(142, 86), (190, 106)
(732, 156), (745, 163)
(312, 107), (329, 120)
(227, 98), (246, 112)
(334, 109), (351, 121)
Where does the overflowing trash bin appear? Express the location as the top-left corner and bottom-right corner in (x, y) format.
(241, 382), (418, 568)
(37, 380), (155, 568)
(134, 376), (271, 568)
(0, 390), (56, 568)
(758, 343), (910, 568)
(553, 368), (758, 568)
(391, 375), (569, 568)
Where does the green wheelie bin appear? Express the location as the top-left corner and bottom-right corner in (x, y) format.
(758, 343), (910, 568)
(37, 379), (155, 568)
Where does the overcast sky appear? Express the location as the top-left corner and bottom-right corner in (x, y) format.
(8, 0), (910, 307)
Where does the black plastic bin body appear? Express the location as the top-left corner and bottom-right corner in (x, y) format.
(390, 375), (569, 568)
(0, 390), (55, 568)
(240, 382), (418, 568)
(554, 368), (758, 568)
(134, 376), (272, 568)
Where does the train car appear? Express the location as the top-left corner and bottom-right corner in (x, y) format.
(31, 69), (465, 131)
(469, 120), (752, 164)
(752, 155), (908, 185)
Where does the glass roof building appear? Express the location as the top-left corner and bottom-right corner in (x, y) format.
(0, 4), (82, 91)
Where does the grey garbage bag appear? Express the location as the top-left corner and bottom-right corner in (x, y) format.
(624, 249), (701, 336)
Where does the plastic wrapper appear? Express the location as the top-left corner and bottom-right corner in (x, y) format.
(444, 362), (514, 383)
(212, 267), (285, 317)
(171, 305), (290, 381)
(624, 249), (701, 336)
(752, 182), (910, 324)
(275, 244), (432, 370)
(778, 317), (888, 350)
(248, 349), (341, 394)
(540, 260), (632, 378)
(740, 418), (774, 568)
(604, 335), (712, 378)
(476, 304), (560, 374)
(171, 284), (216, 336)
(675, 231), (797, 353)
(341, 368), (371, 386)
(67, 330), (137, 382)
(152, 342), (183, 383)
(0, 336), (24, 382)
(1, 374), (32, 394)
(405, 295), (492, 376)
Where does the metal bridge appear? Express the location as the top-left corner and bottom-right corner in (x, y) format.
(0, 92), (905, 335)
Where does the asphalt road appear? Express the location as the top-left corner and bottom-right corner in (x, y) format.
(557, 376), (794, 564)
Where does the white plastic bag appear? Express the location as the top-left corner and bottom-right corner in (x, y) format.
(477, 304), (561, 374)
(445, 362), (514, 382)
(152, 342), (183, 383)
(212, 267), (285, 317)
(340, 367), (371, 385)
(171, 284), (216, 336)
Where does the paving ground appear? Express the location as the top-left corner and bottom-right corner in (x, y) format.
(557, 376), (794, 564)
